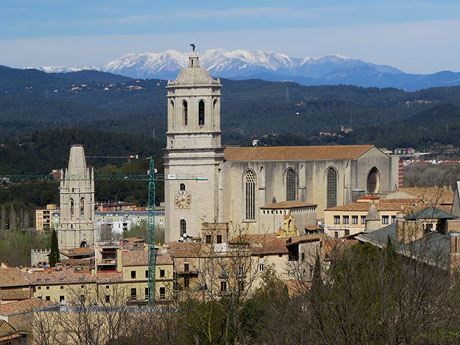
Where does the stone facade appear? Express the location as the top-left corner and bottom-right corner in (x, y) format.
(58, 145), (96, 249)
(164, 53), (400, 242)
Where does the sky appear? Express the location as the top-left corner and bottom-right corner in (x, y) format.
(1, 0), (460, 73)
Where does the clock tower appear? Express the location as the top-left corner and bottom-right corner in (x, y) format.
(164, 51), (224, 242)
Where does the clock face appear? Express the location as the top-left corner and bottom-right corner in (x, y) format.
(175, 190), (191, 209)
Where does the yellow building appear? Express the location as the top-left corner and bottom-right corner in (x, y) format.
(35, 204), (58, 231)
(324, 196), (417, 238)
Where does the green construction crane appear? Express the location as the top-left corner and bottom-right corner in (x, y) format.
(0, 157), (206, 305)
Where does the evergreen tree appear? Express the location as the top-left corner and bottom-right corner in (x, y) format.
(0, 204), (5, 231)
(49, 229), (60, 267)
(9, 204), (16, 230)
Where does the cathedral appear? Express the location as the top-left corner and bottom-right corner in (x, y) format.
(164, 52), (400, 242)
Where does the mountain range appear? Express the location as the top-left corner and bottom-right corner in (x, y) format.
(35, 49), (460, 91)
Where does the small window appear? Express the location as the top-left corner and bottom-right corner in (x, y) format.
(343, 216), (349, 224)
(352, 216), (358, 224)
(239, 281), (244, 292)
(131, 271), (136, 279)
(46, 286), (49, 290)
(361, 216), (366, 224)
(38, 287), (41, 290)
(180, 183), (186, 191)
(46, 296), (50, 301)
(259, 264), (264, 272)
(145, 270), (148, 278)
(220, 281), (227, 292)
(334, 216), (340, 224)
(60, 286), (64, 289)
(145, 288), (149, 300)
(160, 287), (166, 300)
(382, 215), (389, 225)
(80, 295), (85, 303)
(106, 285), (110, 289)
(238, 265), (244, 276)
(160, 269), (165, 278)
(391, 215), (396, 224)
(334, 231), (339, 238)
(130, 288), (136, 300)
(184, 276), (190, 288)
(345, 229), (350, 236)
(105, 295), (110, 303)
(301, 252), (305, 262)
(184, 263), (189, 272)
(206, 235), (212, 244)
(182, 100), (188, 126)
(216, 234), (222, 244)
(60, 296), (64, 302)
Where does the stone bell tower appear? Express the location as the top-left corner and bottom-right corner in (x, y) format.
(58, 145), (96, 249)
(164, 51), (224, 242)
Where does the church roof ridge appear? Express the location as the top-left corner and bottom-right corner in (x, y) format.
(261, 200), (317, 209)
(224, 144), (375, 161)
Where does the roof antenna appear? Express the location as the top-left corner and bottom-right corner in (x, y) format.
(190, 43), (196, 52)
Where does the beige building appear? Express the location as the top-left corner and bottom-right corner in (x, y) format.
(164, 52), (400, 242)
(35, 204), (58, 231)
(324, 196), (418, 238)
(58, 145), (96, 249)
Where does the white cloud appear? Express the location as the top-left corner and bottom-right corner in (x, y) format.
(1, 18), (460, 74)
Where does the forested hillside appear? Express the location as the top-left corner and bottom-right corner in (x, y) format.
(2, 66), (460, 152)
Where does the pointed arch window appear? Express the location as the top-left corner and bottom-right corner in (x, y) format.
(245, 171), (256, 220)
(198, 100), (205, 126)
(180, 219), (186, 237)
(327, 168), (338, 208)
(180, 183), (186, 191)
(182, 100), (188, 126)
(286, 169), (296, 201)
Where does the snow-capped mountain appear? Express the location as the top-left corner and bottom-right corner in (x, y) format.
(34, 49), (460, 90)
(99, 49), (403, 81)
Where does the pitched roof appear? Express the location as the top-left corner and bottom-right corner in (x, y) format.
(0, 268), (30, 288)
(0, 289), (31, 300)
(356, 223), (451, 269)
(239, 233), (289, 255)
(0, 298), (57, 316)
(405, 206), (455, 220)
(224, 145), (375, 161)
(25, 267), (122, 285)
(165, 242), (202, 258)
(121, 250), (173, 266)
(260, 201), (317, 209)
(385, 187), (454, 205)
(325, 202), (410, 212)
(0, 320), (21, 341)
(60, 247), (94, 257)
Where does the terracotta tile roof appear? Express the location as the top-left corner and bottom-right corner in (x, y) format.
(0, 289), (31, 300)
(261, 200), (317, 209)
(0, 298), (57, 316)
(60, 247), (95, 257)
(322, 238), (358, 260)
(24, 267), (122, 285)
(0, 268), (30, 288)
(224, 145), (375, 161)
(165, 242), (202, 258)
(386, 187), (454, 205)
(0, 319), (21, 341)
(122, 237), (145, 243)
(238, 233), (289, 255)
(122, 250), (173, 267)
(325, 202), (413, 212)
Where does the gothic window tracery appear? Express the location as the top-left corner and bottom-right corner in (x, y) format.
(327, 167), (338, 208)
(245, 170), (256, 220)
(286, 169), (296, 201)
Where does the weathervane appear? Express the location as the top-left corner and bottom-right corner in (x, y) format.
(190, 43), (196, 52)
